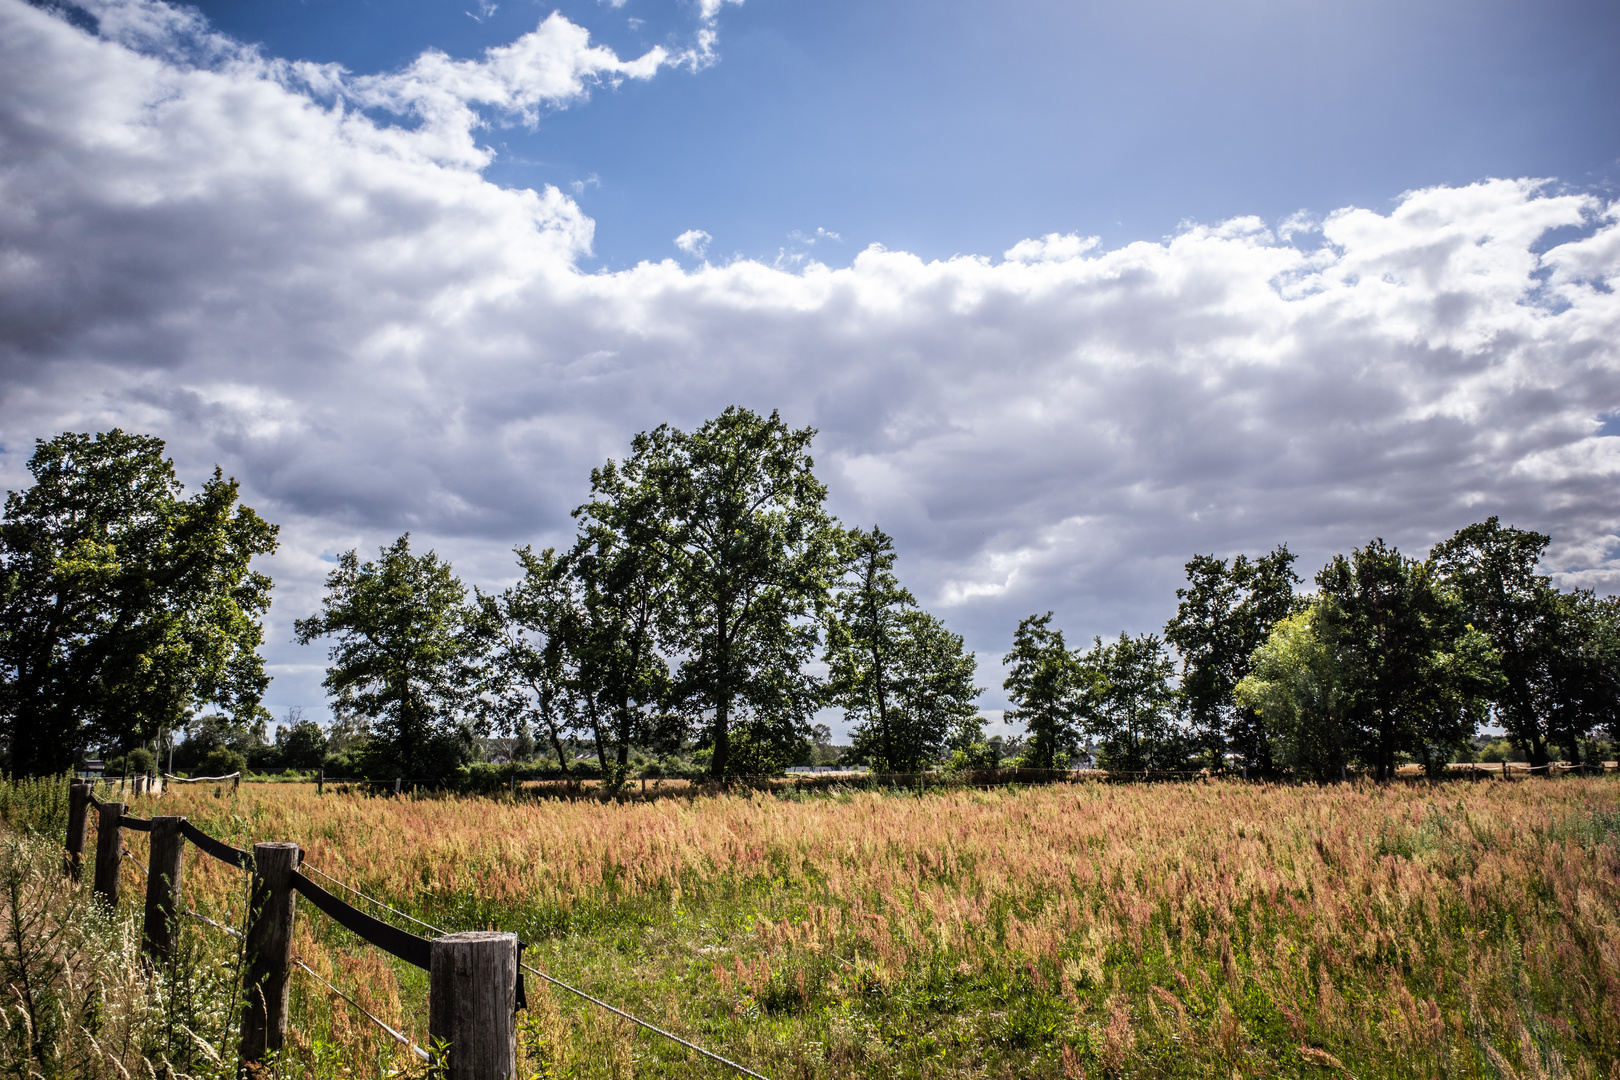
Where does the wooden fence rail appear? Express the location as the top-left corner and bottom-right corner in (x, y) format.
(66, 779), (520, 1079)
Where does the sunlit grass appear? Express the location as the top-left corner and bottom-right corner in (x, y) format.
(45, 775), (1620, 1078)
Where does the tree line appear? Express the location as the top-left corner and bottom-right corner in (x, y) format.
(2, 418), (1616, 782)
(293, 408), (982, 782)
(1006, 528), (1620, 779)
(0, 414), (984, 781)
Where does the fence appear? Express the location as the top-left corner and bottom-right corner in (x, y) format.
(64, 780), (769, 1080)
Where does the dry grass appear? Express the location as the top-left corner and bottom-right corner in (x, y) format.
(89, 776), (1620, 1079)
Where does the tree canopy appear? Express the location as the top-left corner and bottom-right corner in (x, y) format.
(1163, 546), (1299, 769)
(295, 534), (480, 781)
(1430, 517), (1620, 765)
(0, 430), (278, 775)
(826, 527), (981, 772)
(1002, 613), (1081, 769)
(1313, 539), (1496, 779)
(1073, 632), (1183, 772)
(637, 407), (843, 778)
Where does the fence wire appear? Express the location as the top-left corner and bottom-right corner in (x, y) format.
(185, 907), (245, 942)
(300, 861), (772, 1080)
(292, 958), (431, 1063)
(518, 959), (771, 1080)
(299, 862), (447, 936)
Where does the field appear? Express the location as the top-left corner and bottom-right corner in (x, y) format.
(5, 776), (1620, 1079)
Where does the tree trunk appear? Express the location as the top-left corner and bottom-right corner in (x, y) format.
(1529, 731), (1549, 769)
(711, 695), (729, 779)
(539, 696), (569, 775)
(711, 620), (731, 779)
(616, 718), (631, 780)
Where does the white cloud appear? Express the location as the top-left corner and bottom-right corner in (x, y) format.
(674, 229), (712, 257)
(789, 227), (841, 246)
(1002, 232), (1098, 262)
(340, 12), (669, 167)
(697, 0), (745, 24)
(2, 0), (1618, 719)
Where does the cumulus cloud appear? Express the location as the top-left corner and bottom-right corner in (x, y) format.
(674, 229), (713, 257)
(1, 0), (1618, 717)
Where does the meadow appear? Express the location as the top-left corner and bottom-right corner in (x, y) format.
(3, 775), (1618, 1079)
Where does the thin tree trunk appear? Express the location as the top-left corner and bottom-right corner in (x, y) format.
(711, 618), (731, 780)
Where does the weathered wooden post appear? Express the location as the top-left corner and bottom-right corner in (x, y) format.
(93, 800), (126, 906)
(317, 767), (324, 795)
(142, 816), (185, 961)
(429, 931), (518, 1080)
(240, 842), (300, 1065)
(65, 780), (91, 880)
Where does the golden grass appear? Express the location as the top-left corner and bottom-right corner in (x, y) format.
(103, 777), (1620, 1080)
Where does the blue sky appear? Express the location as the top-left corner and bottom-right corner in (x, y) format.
(2, 0), (1619, 732)
(186, 0), (1620, 268)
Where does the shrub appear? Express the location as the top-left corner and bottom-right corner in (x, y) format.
(0, 773), (72, 836)
(197, 746), (246, 777)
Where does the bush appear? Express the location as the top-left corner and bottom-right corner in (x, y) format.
(0, 834), (245, 1077)
(196, 746), (246, 777)
(281, 719), (328, 770)
(1479, 739), (1524, 763)
(0, 773), (73, 836)
(126, 747), (155, 775)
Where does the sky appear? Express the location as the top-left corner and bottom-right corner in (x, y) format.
(2, 0), (1619, 736)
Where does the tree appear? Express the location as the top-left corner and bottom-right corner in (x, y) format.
(173, 710), (268, 773)
(1163, 546), (1299, 770)
(280, 715), (328, 770)
(570, 452), (680, 785)
(294, 534), (480, 781)
(1073, 632), (1184, 771)
(0, 430), (278, 775)
(825, 527), (983, 772)
(1002, 613), (1080, 769)
(1234, 607), (1354, 781)
(637, 408), (842, 778)
(473, 547), (583, 776)
(1314, 539), (1493, 779)
(1429, 518), (1620, 765)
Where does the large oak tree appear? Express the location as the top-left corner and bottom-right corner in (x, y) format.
(634, 408), (842, 778)
(0, 431), (277, 775)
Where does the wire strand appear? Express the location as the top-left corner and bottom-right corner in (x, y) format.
(298, 862), (447, 937)
(184, 908), (245, 941)
(520, 961), (771, 1080)
(292, 958), (431, 1062)
(298, 861), (769, 1079)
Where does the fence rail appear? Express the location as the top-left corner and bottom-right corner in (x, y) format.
(64, 778), (769, 1080)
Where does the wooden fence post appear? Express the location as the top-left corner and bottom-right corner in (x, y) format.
(429, 931), (518, 1080)
(317, 768), (324, 795)
(65, 781), (90, 880)
(240, 842), (300, 1065)
(93, 801), (126, 906)
(142, 816), (185, 961)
